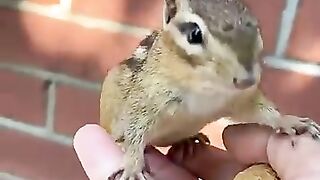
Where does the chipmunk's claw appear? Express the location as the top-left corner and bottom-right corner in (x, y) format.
(168, 133), (210, 162)
(108, 169), (153, 180)
(276, 115), (320, 140)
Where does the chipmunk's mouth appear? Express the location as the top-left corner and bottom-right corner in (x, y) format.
(233, 77), (256, 90)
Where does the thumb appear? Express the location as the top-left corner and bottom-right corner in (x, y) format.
(222, 123), (272, 164)
(267, 134), (320, 180)
(223, 124), (320, 180)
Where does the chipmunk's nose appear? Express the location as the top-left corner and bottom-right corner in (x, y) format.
(233, 77), (256, 90)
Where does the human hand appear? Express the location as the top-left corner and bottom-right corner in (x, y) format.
(73, 124), (198, 180)
(73, 123), (320, 180)
(168, 124), (320, 180)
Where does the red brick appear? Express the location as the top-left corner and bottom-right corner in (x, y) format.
(0, 129), (87, 180)
(55, 85), (99, 136)
(0, 8), (141, 81)
(28, 0), (60, 4)
(243, 0), (285, 54)
(0, 70), (45, 125)
(72, 0), (284, 54)
(260, 67), (320, 123)
(286, 1), (320, 62)
(0, 0), (284, 81)
(72, 0), (163, 29)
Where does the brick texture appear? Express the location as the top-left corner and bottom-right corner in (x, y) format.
(261, 67), (320, 122)
(0, 70), (45, 125)
(28, 0), (60, 4)
(72, 0), (284, 54)
(55, 85), (100, 136)
(0, 8), (141, 81)
(286, 0), (320, 62)
(0, 129), (87, 180)
(72, 0), (164, 29)
(0, 0), (284, 81)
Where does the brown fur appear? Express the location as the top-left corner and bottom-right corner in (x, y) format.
(100, 1), (320, 179)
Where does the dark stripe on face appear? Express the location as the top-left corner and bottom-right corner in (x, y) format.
(232, 29), (257, 72)
(121, 31), (159, 72)
(188, 0), (259, 71)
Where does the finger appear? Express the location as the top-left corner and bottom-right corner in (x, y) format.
(168, 144), (246, 180)
(222, 124), (273, 164)
(167, 124), (273, 180)
(267, 134), (320, 180)
(73, 124), (123, 180)
(73, 124), (196, 180)
(144, 147), (197, 180)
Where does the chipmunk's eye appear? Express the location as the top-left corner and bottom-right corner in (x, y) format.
(178, 22), (203, 44)
(187, 25), (203, 44)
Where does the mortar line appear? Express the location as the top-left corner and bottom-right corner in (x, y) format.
(0, 172), (26, 180)
(59, 0), (72, 13)
(275, 0), (300, 57)
(0, 0), (151, 37)
(45, 81), (56, 132)
(0, 63), (101, 91)
(0, 117), (72, 146)
(264, 56), (320, 77)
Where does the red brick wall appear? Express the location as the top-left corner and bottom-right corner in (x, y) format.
(0, 0), (319, 179)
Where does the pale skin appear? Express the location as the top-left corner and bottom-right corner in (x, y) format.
(74, 123), (320, 180)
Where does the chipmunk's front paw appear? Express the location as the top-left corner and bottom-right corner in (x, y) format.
(276, 115), (320, 140)
(108, 157), (153, 180)
(108, 168), (153, 180)
(168, 133), (210, 161)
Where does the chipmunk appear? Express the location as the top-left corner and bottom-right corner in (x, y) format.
(100, 0), (320, 179)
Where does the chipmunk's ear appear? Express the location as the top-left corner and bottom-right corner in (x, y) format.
(162, 0), (190, 27)
(163, 0), (190, 26)
(163, 0), (177, 25)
